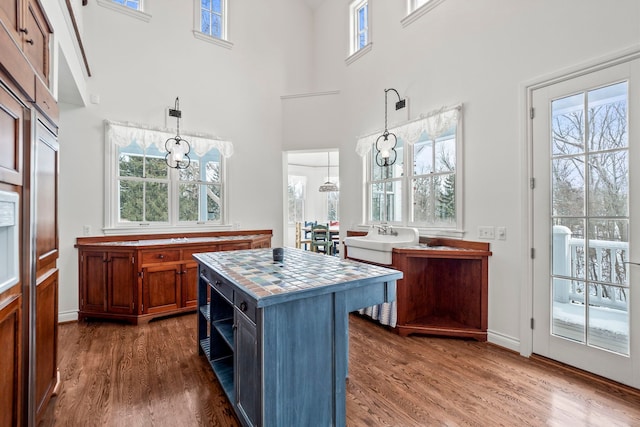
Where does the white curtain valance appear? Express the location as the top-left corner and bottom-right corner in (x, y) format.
(105, 120), (234, 158)
(356, 104), (461, 157)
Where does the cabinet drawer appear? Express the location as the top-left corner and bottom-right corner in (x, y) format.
(219, 242), (251, 252)
(234, 290), (257, 324)
(202, 269), (233, 302)
(141, 249), (180, 264)
(182, 245), (217, 261)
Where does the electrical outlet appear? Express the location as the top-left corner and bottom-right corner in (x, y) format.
(496, 226), (507, 240)
(83, 225), (91, 236)
(478, 226), (495, 239)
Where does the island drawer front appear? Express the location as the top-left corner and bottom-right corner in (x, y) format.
(344, 280), (397, 312)
(141, 249), (181, 264)
(234, 290), (257, 324)
(201, 269), (234, 302)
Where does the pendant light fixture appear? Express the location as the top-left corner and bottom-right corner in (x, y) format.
(319, 151), (339, 192)
(375, 88), (406, 167)
(165, 97), (191, 169)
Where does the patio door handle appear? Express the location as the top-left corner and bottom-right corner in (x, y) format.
(623, 261), (640, 266)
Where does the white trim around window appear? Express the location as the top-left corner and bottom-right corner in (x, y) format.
(103, 120), (233, 235)
(402, 0), (447, 28)
(97, 0), (152, 22)
(347, 0), (371, 61)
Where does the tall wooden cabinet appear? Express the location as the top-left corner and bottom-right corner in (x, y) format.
(0, 2), (58, 424)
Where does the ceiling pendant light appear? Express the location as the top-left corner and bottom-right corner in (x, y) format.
(375, 88), (406, 167)
(165, 97), (191, 169)
(319, 151), (339, 192)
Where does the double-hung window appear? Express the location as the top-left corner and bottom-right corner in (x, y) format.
(105, 122), (232, 232)
(200, 0), (227, 40)
(362, 106), (462, 235)
(349, 0), (369, 55)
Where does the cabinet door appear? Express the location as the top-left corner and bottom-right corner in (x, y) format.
(182, 262), (198, 308)
(22, 0), (50, 85)
(235, 310), (259, 427)
(142, 265), (181, 314)
(80, 251), (107, 313)
(0, 83), (25, 185)
(107, 252), (135, 315)
(0, 294), (21, 427)
(34, 120), (58, 273)
(0, 0), (21, 41)
(34, 270), (57, 418)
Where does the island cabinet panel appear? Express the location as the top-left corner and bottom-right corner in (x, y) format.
(76, 231), (272, 324)
(196, 248), (401, 427)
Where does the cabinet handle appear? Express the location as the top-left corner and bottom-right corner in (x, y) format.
(25, 39), (34, 45)
(19, 28), (28, 34)
(239, 301), (248, 312)
(215, 280), (222, 286)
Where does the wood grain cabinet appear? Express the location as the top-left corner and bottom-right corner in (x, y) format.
(0, 0), (52, 85)
(345, 235), (492, 341)
(76, 231), (272, 324)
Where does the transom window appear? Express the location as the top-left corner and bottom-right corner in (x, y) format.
(200, 0), (227, 40)
(105, 122), (232, 232)
(362, 106), (462, 235)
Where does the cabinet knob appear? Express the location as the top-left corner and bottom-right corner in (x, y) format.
(19, 28), (28, 34)
(25, 39), (34, 45)
(239, 301), (248, 312)
(215, 280), (222, 286)
(158, 254), (164, 259)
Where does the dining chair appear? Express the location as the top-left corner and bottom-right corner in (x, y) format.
(310, 224), (329, 254)
(304, 220), (317, 239)
(295, 222), (311, 250)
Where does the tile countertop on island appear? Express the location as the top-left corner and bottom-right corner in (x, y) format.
(193, 247), (403, 307)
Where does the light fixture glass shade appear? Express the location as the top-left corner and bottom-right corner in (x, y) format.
(319, 181), (339, 192)
(319, 151), (338, 192)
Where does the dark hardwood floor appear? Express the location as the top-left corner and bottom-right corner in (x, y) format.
(39, 313), (640, 426)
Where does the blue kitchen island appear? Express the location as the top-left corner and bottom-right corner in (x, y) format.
(194, 247), (402, 427)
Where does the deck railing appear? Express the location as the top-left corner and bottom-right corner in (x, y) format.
(553, 225), (628, 311)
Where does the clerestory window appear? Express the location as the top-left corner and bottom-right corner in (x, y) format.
(200, 0), (227, 40)
(349, 0), (369, 55)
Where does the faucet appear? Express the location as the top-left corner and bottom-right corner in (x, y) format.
(373, 224), (398, 236)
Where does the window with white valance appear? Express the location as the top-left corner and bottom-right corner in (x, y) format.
(104, 120), (233, 232)
(357, 104), (463, 236)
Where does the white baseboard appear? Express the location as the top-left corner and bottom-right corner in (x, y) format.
(58, 309), (78, 323)
(488, 329), (520, 353)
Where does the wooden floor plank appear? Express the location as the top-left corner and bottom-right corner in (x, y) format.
(38, 313), (640, 426)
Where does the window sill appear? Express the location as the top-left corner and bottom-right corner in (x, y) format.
(345, 42), (373, 66)
(103, 223), (234, 236)
(97, 0), (152, 22)
(401, 0), (446, 28)
(193, 31), (234, 49)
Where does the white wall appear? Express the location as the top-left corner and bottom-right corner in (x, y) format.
(56, 0), (314, 320)
(282, 0), (640, 351)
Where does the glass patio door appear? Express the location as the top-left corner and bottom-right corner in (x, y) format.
(532, 60), (640, 388)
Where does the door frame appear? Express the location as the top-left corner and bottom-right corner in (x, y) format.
(521, 45), (640, 357)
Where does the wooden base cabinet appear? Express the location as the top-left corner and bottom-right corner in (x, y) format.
(345, 235), (492, 341)
(34, 269), (58, 417)
(76, 231), (272, 324)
